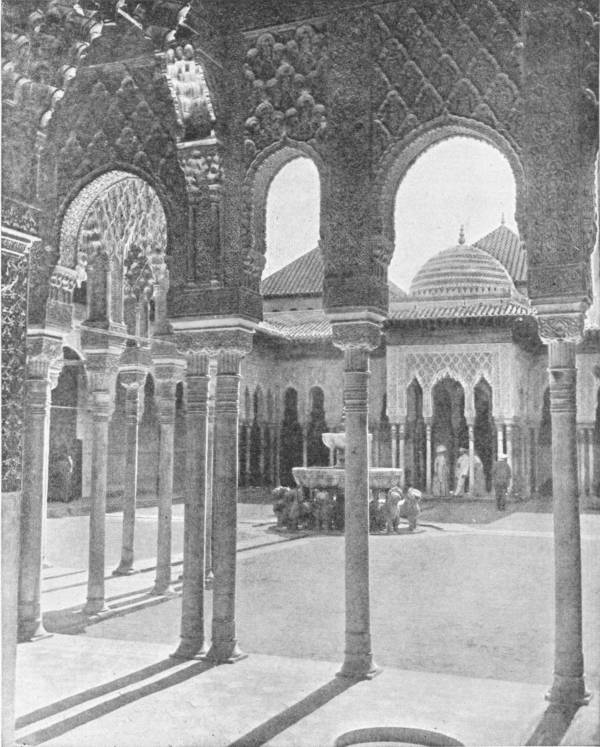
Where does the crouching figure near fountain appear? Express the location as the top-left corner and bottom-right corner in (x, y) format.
(398, 486), (422, 531)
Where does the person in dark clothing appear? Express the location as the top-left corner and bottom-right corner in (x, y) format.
(492, 455), (512, 511)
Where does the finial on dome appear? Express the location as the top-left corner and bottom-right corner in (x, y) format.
(458, 225), (465, 244)
(501, 212), (505, 225)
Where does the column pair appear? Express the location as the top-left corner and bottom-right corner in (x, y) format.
(18, 336), (62, 640)
(172, 330), (252, 663)
(331, 318), (382, 679)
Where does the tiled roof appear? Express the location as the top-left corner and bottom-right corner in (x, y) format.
(389, 298), (531, 321)
(261, 246), (408, 299)
(259, 309), (332, 341)
(474, 225), (527, 284)
(261, 247), (323, 297)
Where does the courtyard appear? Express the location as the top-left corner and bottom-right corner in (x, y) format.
(12, 499), (600, 746)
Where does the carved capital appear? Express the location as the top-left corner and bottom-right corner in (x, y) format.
(330, 320), (382, 356)
(536, 312), (585, 345)
(84, 349), (121, 393)
(174, 326), (254, 359)
(24, 377), (52, 416)
(26, 333), (63, 380)
(186, 351), (210, 377)
(151, 339), (186, 385)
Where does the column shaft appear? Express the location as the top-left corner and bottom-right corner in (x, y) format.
(398, 424), (405, 484)
(302, 425), (308, 467)
(425, 421), (432, 494)
(497, 422), (504, 457)
(174, 359), (209, 658)
(85, 392), (111, 614)
(114, 387), (141, 575)
(391, 424), (398, 469)
(153, 388), (176, 594)
(547, 341), (588, 705)
(18, 377), (52, 640)
(338, 347), (377, 678)
(468, 424), (475, 495)
(244, 424), (251, 486)
(207, 350), (245, 662)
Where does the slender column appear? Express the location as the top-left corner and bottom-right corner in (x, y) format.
(331, 320), (381, 679)
(497, 421), (504, 457)
(587, 427), (595, 497)
(152, 373), (180, 595)
(244, 423), (251, 485)
(390, 424), (398, 469)
(205, 365), (216, 587)
(398, 423), (405, 483)
(207, 344), (250, 663)
(273, 424), (281, 484)
(113, 375), (144, 576)
(546, 340), (589, 705)
(18, 370), (55, 640)
(532, 426), (539, 495)
(173, 353), (209, 659)
(259, 423), (266, 484)
(84, 388), (113, 614)
(302, 424), (308, 467)
(467, 422), (475, 495)
(576, 428), (586, 497)
(425, 419), (432, 494)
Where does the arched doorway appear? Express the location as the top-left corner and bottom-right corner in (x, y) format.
(474, 378), (495, 491)
(280, 387), (303, 487)
(307, 387), (329, 467)
(432, 377), (468, 493)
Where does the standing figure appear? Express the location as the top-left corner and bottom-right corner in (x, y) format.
(492, 455), (512, 510)
(50, 445), (74, 503)
(454, 447), (470, 496)
(432, 445), (449, 497)
(472, 453), (487, 497)
(314, 488), (332, 531)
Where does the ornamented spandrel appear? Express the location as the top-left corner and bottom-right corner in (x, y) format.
(1, 250), (29, 491)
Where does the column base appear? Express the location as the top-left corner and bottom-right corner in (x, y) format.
(151, 583), (177, 597)
(17, 619), (52, 643)
(83, 599), (109, 616)
(112, 564), (138, 576)
(336, 656), (381, 680)
(203, 641), (247, 665)
(171, 638), (208, 660)
(546, 675), (591, 707)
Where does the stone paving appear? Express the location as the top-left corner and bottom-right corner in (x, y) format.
(13, 504), (600, 746)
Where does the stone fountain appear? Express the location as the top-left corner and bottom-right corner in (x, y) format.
(292, 433), (403, 492)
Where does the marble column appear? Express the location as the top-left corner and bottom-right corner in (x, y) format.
(576, 428), (586, 497)
(587, 426), (595, 497)
(244, 423), (251, 486)
(496, 421), (504, 458)
(274, 424), (281, 484)
(398, 423), (405, 484)
(83, 347), (121, 616)
(259, 423), (266, 484)
(18, 344), (61, 640)
(531, 426), (539, 495)
(302, 424), (308, 467)
(331, 320), (381, 679)
(207, 338), (252, 663)
(425, 419), (432, 494)
(467, 422), (475, 495)
(173, 353), (209, 659)
(390, 424), (398, 469)
(152, 362), (182, 595)
(113, 372), (145, 576)
(546, 340), (589, 705)
(205, 364), (216, 587)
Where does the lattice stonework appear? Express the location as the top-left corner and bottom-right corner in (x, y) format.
(388, 346), (502, 419)
(60, 172), (167, 267)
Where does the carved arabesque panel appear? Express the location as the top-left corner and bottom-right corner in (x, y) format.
(371, 0), (523, 162)
(243, 23), (328, 164)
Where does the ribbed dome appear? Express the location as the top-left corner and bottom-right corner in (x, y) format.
(410, 241), (515, 300)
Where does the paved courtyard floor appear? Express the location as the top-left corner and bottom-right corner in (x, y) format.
(13, 504), (600, 746)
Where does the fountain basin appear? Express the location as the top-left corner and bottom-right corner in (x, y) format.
(292, 467), (403, 491)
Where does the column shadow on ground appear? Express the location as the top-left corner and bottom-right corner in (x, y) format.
(525, 703), (580, 746)
(227, 676), (357, 747)
(16, 659), (214, 746)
